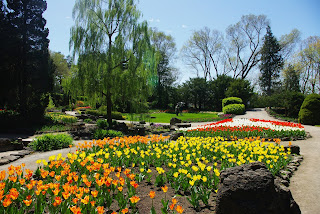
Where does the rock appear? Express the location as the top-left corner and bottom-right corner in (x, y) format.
(275, 177), (290, 187)
(284, 145), (300, 155)
(139, 121), (146, 124)
(170, 126), (177, 131)
(0, 159), (10, 165)
(136, 126), (145, 136)
(170, 117), (182, 126)
(175, 123), (191, 128)
(0, 138), (23, 152)
(170, 132), (184, 141)
(2, 155), (20, 162)
(216, 161), (300, 214)
(113, 122), (128, 133)
(18, 150), (32, 156)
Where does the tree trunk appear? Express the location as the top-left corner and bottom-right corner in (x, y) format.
(106, 89), (112, 127)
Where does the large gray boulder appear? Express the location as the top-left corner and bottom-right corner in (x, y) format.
(0, 138), (23, 152)
(216, 162), (300, 214)
(170, 117), (182, 126)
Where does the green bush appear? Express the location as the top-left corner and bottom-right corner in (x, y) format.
(223, 104), (245, 115)
(30, 133), (73, 151)
(298, 94), (320, 125)
(222, 97), (243, 108)
(282, 91), (305, 117)
(86, 109), (124, 120)
(96, 119), (109, 129)
(93, 129), (123, 139)
(47, 113), (78, 124)
(84, 118), (93, 123)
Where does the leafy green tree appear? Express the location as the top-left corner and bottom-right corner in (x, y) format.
(283, 64), (300, 92)
(186, 78), (208, 110)
(0, 0), (51, 121)
(69, 0), (156, 124)
(259, 26), (283, 95)
(209, 75), (234, 111)
(225, 79), (254, 107)
(50, 51), (70, 93)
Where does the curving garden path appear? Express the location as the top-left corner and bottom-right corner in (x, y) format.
(233, 108), (320, 214)
(0, 108), (319, 213)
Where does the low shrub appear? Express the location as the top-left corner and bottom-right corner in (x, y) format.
(47, 113), (78, 124)
(93, 129), (123, 139)
(30, 133), (73, 151)
(86, 110), (124, 120)
(223, 104), (245, 115)
(298, 94), (320, 125)
(84, 118), (93, 123)
(222, 97), (243, 108)
(96, 119), (109, 129)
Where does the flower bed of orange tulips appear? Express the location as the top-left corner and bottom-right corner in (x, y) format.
(0, 133), (293, 213)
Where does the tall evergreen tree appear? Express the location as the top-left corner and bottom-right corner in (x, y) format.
(0, 0), (51, 121)
(259, 26), (283, 95)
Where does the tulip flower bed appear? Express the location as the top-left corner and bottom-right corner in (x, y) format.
(181, 118), (306, 140)
(0, 133), (293, 213)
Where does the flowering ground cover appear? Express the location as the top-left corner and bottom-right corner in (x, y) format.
(0, 133), (292, 213)
(181, 118), (306, 140)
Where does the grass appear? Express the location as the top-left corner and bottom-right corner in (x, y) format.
(35, 124), (73, 133)
(123, 112), (219, 123)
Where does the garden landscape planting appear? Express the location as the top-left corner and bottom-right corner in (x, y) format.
(0, 118), (304, 213)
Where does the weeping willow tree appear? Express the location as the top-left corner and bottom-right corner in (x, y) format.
(68, 0), (157, 125)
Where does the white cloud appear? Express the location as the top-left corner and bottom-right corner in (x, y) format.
(156, 19), (160, 23)
(148, 18), (154, 22)
(182, 24), (188, 29)
(65, 16), (71, 19)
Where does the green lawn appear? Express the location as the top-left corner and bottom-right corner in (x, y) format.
(123, 112), (220, 123)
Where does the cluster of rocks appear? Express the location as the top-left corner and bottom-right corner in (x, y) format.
(216, 161), (301, 214)
(278, 155), (303, 185)
(169, 117), (191, 128)
(0, 138), (33, 166)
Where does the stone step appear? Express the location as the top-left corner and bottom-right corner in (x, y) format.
(175, 123), (191, 128)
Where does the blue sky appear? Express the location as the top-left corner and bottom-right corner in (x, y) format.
(43, 0), (320, 83)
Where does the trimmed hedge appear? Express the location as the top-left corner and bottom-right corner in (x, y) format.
(30, 133), (73, 151)
(223, 104), (245, 115)
(298, 94), (320, 125)
(222, 97), (243, 108)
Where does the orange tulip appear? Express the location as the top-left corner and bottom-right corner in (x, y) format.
(97, 206), (104, 214)
(129, 195), (140, 204)
(149, 191), (155, 199)
(121, 208), (129, 213)
(23, 199), (32, 206)
(161, 185), (168, 193)
(176, 205), (184, 214)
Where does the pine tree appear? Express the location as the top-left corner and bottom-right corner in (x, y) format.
(259, 26), (283, 95)
(0, 0), (51, 122)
